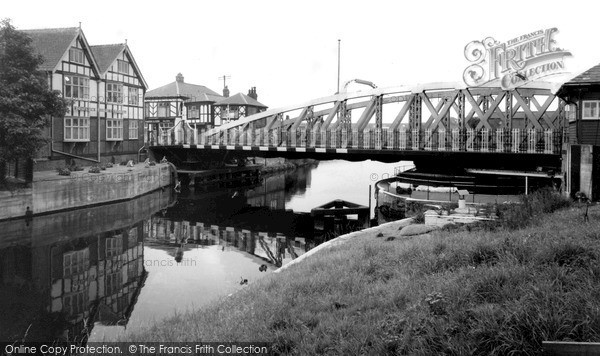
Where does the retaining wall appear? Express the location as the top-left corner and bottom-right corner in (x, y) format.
(0, 163), (173, 220)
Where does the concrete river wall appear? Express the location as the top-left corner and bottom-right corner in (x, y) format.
(0, 163), (173, 220)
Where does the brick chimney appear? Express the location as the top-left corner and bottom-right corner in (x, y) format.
(248, 87), (257, 100)
(176, 73), (184, 83)
(223, 85), (230, 98)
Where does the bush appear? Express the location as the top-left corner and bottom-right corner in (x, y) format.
(88, 166), (101, 173)
(440, 202), (458, 215)
(496, 188), (571, 229)
(406, 201), (426, 220)
(57, 167), (71, 176)
(413, 211), (425, 224)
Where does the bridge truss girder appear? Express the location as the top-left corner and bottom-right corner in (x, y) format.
(204, 82), (566, 145)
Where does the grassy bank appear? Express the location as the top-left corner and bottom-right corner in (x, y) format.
(127, 196), (600, 354)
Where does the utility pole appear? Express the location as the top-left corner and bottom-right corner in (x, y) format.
(218, 75), (231, 88)
(337, 39), (341, 94)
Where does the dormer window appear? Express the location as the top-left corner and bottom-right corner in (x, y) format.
(69, 48), (84, 64)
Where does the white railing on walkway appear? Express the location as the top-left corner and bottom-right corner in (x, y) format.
(150, 122), (564, 155)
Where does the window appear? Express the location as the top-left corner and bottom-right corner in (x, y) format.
(582, 101), (600, 120)
(128, 87), (139, 106)
(64, 76), (89, 99)
(187, 105), (211, 123)
(566, 104), (577, 122)
(128, 120), (138, 139)
(105, 271), (122, 296)
(117, 60), (129, 74)
(106, 119), (123, 140)
(159, 122), (173, 130)
(107, 83), (123, 103)
(63, 249), (89, 277)
(158, 102), (170, 117)
(69, 48), (84, 64)
(128, 259), (140, 281)
(128, 228), (138, 247)
(188, 105), (199, 119)
(64, 118), (90, 141)
(106, 236), (123, 258)
(63, 291), (87, 316)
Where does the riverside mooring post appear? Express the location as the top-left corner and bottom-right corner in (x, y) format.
(369, 185), (372, 227)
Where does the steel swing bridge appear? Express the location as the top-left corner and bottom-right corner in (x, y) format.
(148, 81), (567, 170)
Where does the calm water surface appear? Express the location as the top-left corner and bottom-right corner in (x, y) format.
(0, 160), (402, 342)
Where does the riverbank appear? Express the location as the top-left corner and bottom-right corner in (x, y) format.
(0, 162), (173, 220)
(125, 193), (600, 354)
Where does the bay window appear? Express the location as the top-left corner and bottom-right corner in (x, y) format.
(64, 117), (90, 141)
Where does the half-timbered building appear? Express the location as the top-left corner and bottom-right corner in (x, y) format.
(90, 44), (147, 159)
(144, 73), (221, 145)
(214, 87), (268, 125)
(21, 27), (147, 170)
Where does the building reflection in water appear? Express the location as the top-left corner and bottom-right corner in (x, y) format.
(0, 162), (320, 342)
(0, 188), (174, 342)
(145, 163), (317, 267)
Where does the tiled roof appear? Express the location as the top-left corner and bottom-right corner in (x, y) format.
(90, 44), (125, 74)
(146, 79), (222, 102)
(21, 27), (79, 71)
(564, 62), (600, 85)
(215, 92), (267, 108)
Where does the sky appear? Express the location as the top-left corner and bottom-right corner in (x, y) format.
(5, 0), (600, 109)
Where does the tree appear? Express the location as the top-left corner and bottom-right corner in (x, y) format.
(0, 19), (66, 186)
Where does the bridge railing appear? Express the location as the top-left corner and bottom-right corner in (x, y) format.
(156, 123), (564, 154)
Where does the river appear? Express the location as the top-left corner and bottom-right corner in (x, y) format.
(0, 159), (404, 343)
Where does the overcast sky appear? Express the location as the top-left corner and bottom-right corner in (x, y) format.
(5, 0), (600, 109)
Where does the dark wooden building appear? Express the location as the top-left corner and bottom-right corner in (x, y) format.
(557, 63), (600, 200)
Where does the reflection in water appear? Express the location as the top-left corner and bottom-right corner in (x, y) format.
(0, 160), (402, 342)
(0, 161), (330, 342)
(0, 188), (174, 343)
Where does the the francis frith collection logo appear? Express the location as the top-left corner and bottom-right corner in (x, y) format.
(463, 28), (572, 89)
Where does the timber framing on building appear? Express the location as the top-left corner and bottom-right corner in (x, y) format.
(21, 26), (148, 171)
